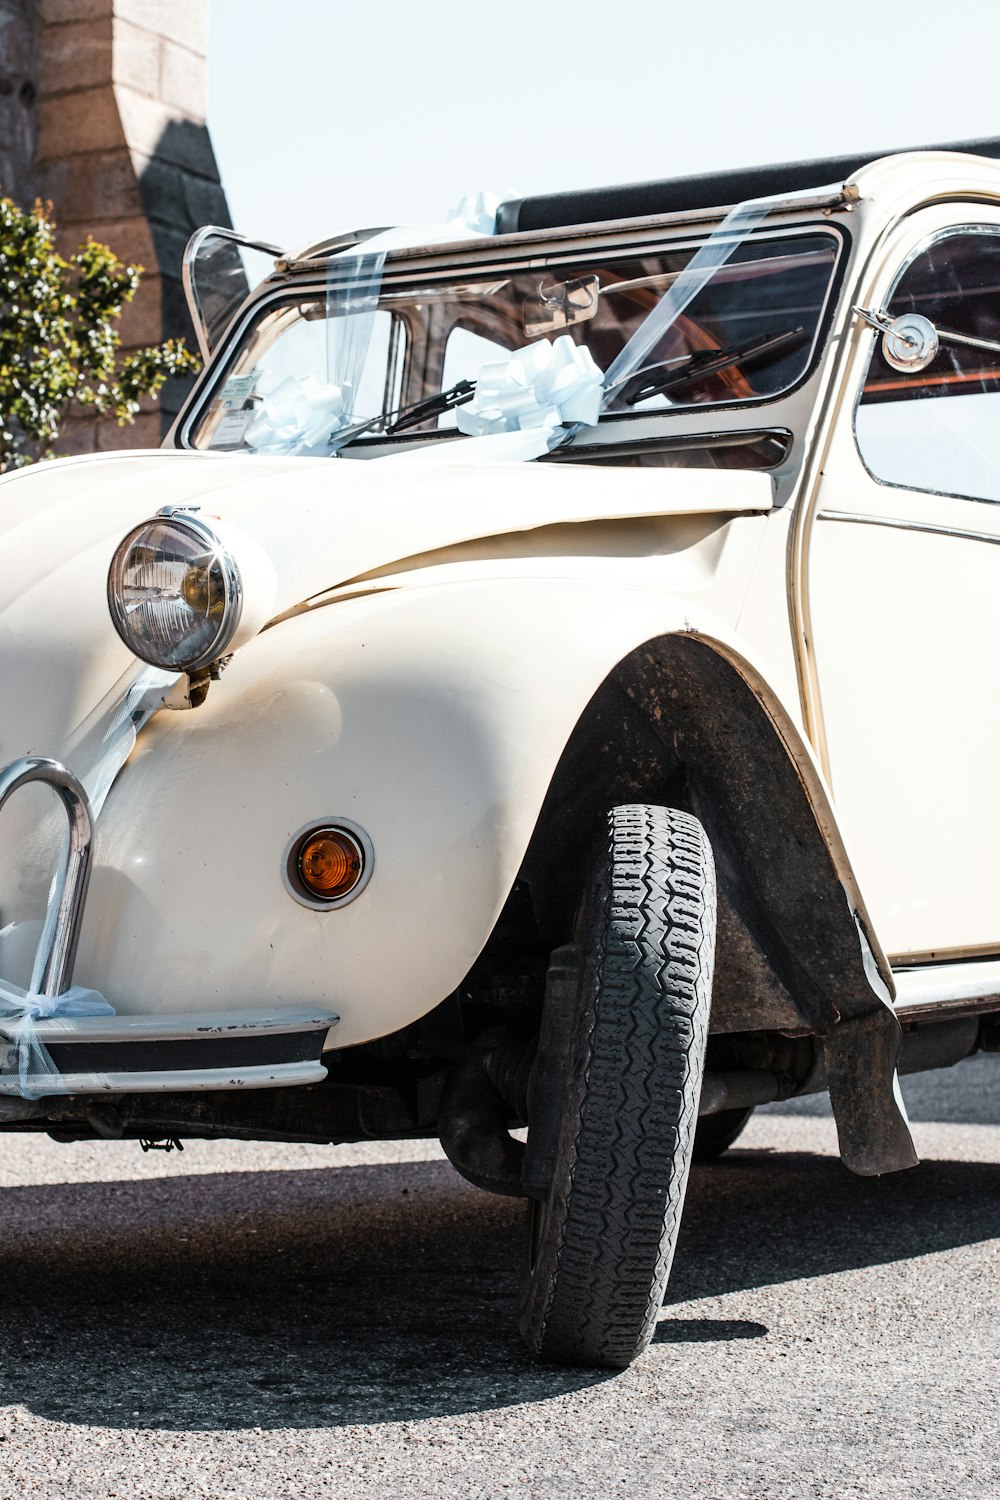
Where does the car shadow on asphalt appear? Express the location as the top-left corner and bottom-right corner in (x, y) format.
(0, 1143), (997, 1431)
(671, 1145), (1000, 1305)
(0, 1158), (605, 1431)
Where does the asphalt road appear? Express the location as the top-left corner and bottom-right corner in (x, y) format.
(0, 1056), (998, 1499)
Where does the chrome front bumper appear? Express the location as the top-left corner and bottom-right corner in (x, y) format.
(0, 756), (339, 1096)
(0, 1006), (339, 1096)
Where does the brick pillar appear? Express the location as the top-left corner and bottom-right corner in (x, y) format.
(0, 0), (37, 204)
(34, 0), (233, 453)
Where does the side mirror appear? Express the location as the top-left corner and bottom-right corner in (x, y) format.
(854, 305), (940, 373)
(880, 313), (940, 373)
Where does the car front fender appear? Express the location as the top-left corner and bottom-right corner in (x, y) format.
(61, 572), (890, 1054)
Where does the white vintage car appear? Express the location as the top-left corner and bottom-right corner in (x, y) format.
(3, 141), (1000, 1369)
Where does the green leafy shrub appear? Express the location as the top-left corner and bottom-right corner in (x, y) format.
(0, 195), (201, 470)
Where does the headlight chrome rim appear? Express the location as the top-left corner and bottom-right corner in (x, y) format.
(107, 513), (244, 673)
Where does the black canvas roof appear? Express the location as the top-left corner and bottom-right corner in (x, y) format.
(494, 137), (1000, 235)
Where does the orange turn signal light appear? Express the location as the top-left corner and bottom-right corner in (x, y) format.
(297, 828), (364, 902)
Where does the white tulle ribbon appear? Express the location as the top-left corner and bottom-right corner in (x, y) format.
(84, 664), (177, 815)
(456, 334), (603, 437)
(245, 374), (355, 455)
(0, 979), (114, 1099)
(446, 190), (506, 237)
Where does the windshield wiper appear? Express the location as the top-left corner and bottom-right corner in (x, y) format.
(335, 378), (476, 448)
(612, 326), (808, 407)
(385, 378), (477, 434)
(334, 323), (808, 449)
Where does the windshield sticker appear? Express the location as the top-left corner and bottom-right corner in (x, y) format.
(210, 406), (257, 448)
(219, 370), (259, 406)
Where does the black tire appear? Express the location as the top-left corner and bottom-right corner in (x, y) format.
(693, 1105), (755, 1162)
(519, 804), (716, 1369)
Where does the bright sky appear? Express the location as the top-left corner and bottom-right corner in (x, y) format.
(209, 0), (1000, 251)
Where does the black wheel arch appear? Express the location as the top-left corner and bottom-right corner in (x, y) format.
(519, 633), (868, 1035)
(511, 631), (916, 1176)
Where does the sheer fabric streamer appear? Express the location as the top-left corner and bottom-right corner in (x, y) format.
(0, 980), (113, 1099)
(597, 197), (772, 405)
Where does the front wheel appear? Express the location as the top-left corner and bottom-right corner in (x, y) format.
(519, 804), (716, 1368)
(693, 1105), (755, 1161)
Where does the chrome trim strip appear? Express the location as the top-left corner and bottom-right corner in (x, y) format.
(890, 942), (1000, 965)
(816, 508), (1000, 546)
(893, 958), (1000, 1020)
(0, 1060), (330, 1097)
(285, 190), (852, 271)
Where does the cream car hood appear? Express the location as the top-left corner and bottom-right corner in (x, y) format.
(0, 444), (771, 756)
(1, 444), (772, 601)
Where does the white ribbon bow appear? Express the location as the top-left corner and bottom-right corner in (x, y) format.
(456, 334), (604, 438)
(447, 190), (505, 238)
(0, 980), (114, 1100)
(245, 374), (354, 455)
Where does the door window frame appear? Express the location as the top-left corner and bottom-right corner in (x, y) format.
(852, 221), (1000, 505)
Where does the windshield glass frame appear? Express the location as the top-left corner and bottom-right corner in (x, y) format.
(176, 216), (850, 461)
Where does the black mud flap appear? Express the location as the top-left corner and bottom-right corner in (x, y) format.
(823, 1007), (918, 1176)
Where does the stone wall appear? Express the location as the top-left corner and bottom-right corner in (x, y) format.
(3, 0), (232, 451)
(0, 0), (36, 205)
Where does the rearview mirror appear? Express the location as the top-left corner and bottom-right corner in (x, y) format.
(523, 275), (599, 337)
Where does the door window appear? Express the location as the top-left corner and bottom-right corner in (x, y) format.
(855, 227), (1000, 502)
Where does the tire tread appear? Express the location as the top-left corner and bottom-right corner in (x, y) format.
(520, 804), (716, 1368)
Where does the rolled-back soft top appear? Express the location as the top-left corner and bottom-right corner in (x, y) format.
(494, 137), (1000, 234)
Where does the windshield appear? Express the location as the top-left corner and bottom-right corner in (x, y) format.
(186, 228), (840, 458)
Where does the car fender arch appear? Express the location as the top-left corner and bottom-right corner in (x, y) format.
(518, 627), (893, 1040)
(508, 623), (916, 1176)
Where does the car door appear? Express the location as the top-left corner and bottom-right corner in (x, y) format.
(807, 210), (1000, 962)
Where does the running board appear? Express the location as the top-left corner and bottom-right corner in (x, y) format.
(892, 959), (1000, 1023)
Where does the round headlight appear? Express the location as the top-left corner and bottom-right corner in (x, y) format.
(108, 515), (243, 672)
